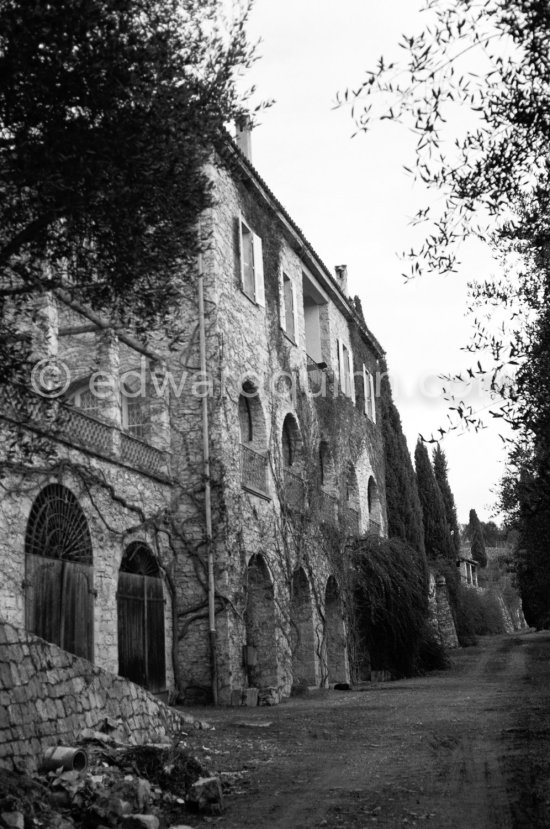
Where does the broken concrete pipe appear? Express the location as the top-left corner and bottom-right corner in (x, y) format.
(41, 746), (89, 773)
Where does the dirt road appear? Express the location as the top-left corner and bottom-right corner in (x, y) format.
(183, 632), (550, 828)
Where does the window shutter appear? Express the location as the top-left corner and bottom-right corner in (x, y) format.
(363, 366), (369, 416)
(369, 372), (376, 422)
(337, 339), (345, 392)
(238, 215), (245, 291)
(279, 269), (286, 331)
(349, 348), (355, 402)
(253, 233), (265, 307)
(291, 281), (298, 345)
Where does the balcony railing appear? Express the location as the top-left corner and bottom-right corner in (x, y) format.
(306, 354), (328, 395)
(57, 406), (114, 456)
(241, 444), (269, 497)
(282, 467), (305, 511)
(1, 383), (169, 478)
(120, 432), (166, 477)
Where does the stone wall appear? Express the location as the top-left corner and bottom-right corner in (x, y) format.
(0, 433), (175, 689)
(428, 572), (459, 649)
(0, 619), (192, 773)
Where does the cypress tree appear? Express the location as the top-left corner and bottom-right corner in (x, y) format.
(433, 445), (460, 557)
(380, 370), (425, 554)
(468, 508), (487, 567)
(415, 440), (454, 561)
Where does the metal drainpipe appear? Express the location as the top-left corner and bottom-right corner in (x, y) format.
(198, 238), (218, 705)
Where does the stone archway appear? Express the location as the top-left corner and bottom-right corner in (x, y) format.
(325, 576), (347, 684)
(290, 567), (317, 686)
(245, 554), (278, 688)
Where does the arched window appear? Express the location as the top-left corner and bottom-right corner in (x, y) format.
(25, 485), (94, 661)
(239, 382), (268, 496)
(117, 542), (166, 692)
(282, 418), (293, 467)
(281, 413), (301, 469)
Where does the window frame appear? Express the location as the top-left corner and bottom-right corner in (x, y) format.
(238, 215), (265, 307)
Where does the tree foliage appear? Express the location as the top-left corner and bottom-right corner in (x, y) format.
(415, 439), (454, 560)
(468, 508), (488, 567)
(380, 368), (425, 555)
(433, 444), (460, 556)
(0, 0), (255, 380)
(340, 0), (550, 626)
(352, 536), (446, 678)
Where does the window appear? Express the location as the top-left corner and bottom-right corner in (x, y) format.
(282, 273), (296, 341)
(72, 383), (102, 419)
(122, 377), (147, 439)
(302, 272), (328, 362)
(282, 417), (293, 467)
(363, 366), (376, 422)
(337, 339), (355, 400)
(238, 216), (265, 306)
(239, 384), (269, 497)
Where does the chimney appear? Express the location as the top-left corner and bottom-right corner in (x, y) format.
(335, 264), (348, 295)
(235, 117), (252, 162)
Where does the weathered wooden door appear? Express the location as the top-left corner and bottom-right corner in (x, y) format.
(117, 544), (166, 693)
(25, 485), (94, 662)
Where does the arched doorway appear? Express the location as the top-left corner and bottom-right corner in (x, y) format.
(25, 484), (94, 661)
(325, 576), (347, 684)
(117, 542), (166, 692)
(290, 567), (316, 686)
(244, 554), (278, 688)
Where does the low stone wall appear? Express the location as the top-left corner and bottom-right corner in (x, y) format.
(0, 619), (192, 773)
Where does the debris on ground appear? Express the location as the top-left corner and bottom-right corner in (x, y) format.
(0, 722), (230, 828)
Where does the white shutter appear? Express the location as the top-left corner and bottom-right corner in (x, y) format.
(349, 348), (355, 402)
(253, 233), (265, 307)
(238, 215), (245, 291)
(363, 366), (369, 416)
(291, 281), (298, 345)
(369, 372), (376, 422)
(337, 339), (345, 392)
(279, 268), (286, 330)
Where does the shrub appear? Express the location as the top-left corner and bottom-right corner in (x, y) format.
(351, 536), (448, 678)
(454, 585), (506, 645)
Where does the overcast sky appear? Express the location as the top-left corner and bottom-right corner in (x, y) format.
(240, 0), (510, 524)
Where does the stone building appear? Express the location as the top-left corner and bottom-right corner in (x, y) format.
(0, 130), (387, 705)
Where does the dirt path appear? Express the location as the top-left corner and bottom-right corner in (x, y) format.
(183, 632), (550, 828)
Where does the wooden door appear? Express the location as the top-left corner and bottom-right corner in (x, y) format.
(117, 556), (166, 692)
(25, 554), (94, 661)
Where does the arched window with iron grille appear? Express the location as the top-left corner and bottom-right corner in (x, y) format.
(25, 484), (94, 661)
